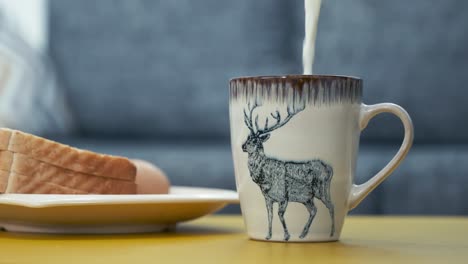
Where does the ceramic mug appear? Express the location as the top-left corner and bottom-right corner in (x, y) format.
(229, 75), (414, 242)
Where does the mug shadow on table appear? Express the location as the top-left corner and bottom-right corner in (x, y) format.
(237, 239), (405, 260)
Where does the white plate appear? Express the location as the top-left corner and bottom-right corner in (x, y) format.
(0, 186), (239, 234)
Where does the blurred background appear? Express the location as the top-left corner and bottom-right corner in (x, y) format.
(0, 0), (467, 214)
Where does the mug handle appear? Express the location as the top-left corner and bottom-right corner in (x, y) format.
(348, 103), (414, 210)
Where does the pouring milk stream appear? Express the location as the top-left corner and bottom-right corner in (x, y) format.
(302, 0), (322, 74)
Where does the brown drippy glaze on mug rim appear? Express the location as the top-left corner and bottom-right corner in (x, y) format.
(230, 74), (361, 84)
(230, 75), (363, 104)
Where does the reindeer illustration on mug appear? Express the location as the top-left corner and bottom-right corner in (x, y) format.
(242, 102), (335, 241)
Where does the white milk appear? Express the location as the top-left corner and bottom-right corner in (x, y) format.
(302, 0), (322, 75)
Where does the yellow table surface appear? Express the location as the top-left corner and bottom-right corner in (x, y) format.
(1, 215), (467, 264)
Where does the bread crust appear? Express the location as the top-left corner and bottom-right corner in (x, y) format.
(0, 129), (138, 194)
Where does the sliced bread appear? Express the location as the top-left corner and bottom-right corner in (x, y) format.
(0, 128), (136, 181)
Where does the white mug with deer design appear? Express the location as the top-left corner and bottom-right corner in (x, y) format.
(229, 75), (414, 242)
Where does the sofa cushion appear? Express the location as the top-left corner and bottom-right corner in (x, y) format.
(49, 0), (295, 138)
(50, 0), (468, 143)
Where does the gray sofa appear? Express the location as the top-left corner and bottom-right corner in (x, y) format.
(48, 0), (468, 214)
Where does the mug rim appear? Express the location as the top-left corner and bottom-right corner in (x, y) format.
(230, 74), (361, 83)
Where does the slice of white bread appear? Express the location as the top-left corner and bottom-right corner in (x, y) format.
(0, 151), (137, 194)
(0, 128), (136, 181)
